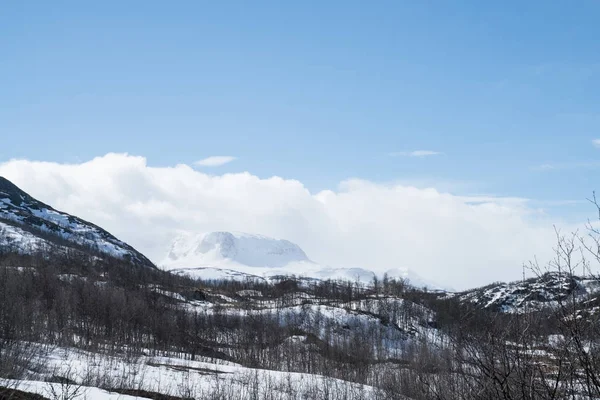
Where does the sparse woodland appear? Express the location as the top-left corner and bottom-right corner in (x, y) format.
(3, 209), (600, 399)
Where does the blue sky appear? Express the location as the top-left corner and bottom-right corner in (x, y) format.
(2, 1), (600, 220)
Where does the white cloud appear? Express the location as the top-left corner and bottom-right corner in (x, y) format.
(534, 164), (557, 171)
(0, 153), (571, 290)
(390, 150), (442, 157)
(194, 156), (236, 167)
(593, 139), (600, 148)
(532, 161), (600, 171)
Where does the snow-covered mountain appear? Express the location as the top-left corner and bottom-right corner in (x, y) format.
(0, 176), (155, 268)
(162, 230), (439, 288)
(166, 231), (310, 268)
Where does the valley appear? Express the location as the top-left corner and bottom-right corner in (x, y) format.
(1, 177), (600, 399)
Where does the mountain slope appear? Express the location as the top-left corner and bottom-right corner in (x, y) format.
(0, 176), (155, 268)
(456, 272), (600, 313)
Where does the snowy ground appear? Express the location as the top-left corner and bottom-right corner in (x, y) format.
(3, 346), (379, 400)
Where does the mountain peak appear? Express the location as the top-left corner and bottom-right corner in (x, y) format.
(166, 231), (310, 268)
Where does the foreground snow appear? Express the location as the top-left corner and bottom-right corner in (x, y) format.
(2, 380), (144, 400)
(4, 346), (378, 400)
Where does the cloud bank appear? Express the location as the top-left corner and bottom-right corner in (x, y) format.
(0, 153), (563, 289)
(194, 156), (236, 167)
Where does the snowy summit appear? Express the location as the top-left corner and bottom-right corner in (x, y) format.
(162, 230), (438, 288)
(166, 231), (310, 268)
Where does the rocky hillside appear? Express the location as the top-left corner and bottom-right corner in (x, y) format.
(456, 271), (600, 312)
(0, 176), (155, 268)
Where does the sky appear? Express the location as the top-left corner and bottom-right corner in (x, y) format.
(1, 1), (600, 288)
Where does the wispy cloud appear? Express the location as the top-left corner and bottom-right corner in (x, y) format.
(389, 150), (442, 158)
(194, 156), (237, 167)
(530, 199), (587, 207)
(592, 139), (600, 148)
(532, 161), (600, 171)
(535, 164), (557, 171)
